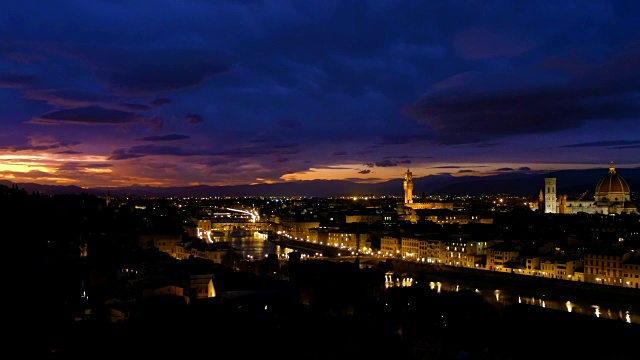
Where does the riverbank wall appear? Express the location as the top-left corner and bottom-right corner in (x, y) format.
(380, 258), (640, 311)
(269, 236), (640, 311)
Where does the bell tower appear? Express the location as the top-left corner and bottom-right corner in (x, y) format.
(544, 178), (557, 213)
(404, 169), (413, 204)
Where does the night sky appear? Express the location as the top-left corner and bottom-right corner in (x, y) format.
(1, 1), (639, 188)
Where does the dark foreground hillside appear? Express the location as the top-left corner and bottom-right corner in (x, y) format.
(29, 266), (640, 360)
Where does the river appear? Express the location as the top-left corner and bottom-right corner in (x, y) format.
(211, 231), (293, 260)
(218, 232), (640, 325)
(385, 270), (640, 325)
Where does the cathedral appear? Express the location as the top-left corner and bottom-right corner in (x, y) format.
(544, 162), (638, 215)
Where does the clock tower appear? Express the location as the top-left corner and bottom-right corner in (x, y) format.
(404, 169), (413, 204)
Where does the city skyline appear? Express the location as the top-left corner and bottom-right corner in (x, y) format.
(1, 1), (639, 189)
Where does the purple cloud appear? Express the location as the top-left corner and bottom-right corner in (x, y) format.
(137, 134), (190, 142)
(108, 140), (301, 161)
(108, 148), (145, 160)
(375, 159), (396, 167)
(3, 137), (80, 152)
(150, 98), (172, 106)
(220, 142), (301, 158)
(142, 116), (164, 131)
(185, 114), (204, 124)
(560, 140), (640, 148)
(378, 133), (434, 146)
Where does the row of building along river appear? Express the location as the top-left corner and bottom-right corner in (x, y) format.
(215, 232), (640, 325)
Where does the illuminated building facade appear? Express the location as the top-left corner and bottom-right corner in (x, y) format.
(401, 169), (454, 222)
(583, 249), (632, 286)
(544, 162), (638, 215)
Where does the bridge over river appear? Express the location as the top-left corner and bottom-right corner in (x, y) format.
(209, 221), (271, 236)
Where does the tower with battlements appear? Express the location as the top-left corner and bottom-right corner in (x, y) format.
(404, 169), (413, 204)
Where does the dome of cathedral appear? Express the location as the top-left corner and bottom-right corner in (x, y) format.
(594, 162), (631, 202)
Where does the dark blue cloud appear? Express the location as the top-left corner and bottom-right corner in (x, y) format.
(23, 89), (152, 112)
(150, 98), (172, 106)
(30, 106), (141, 125)
(137, 134), (191, 142)
(560, 140), (640, 148)
(0, 0), (639, 187)
(42, 47), (235, 96)
(375, 160), (396, 167)
(277, 119), (301, 128)
(404, 44), (640, 144)
(58, 162), (112, 171)
(185, 114), (204, 124)
(0, 72), (36, 88)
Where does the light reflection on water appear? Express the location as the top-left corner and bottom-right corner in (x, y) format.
(384, 274), (639, 324)
(211, 232), (293, 260)
(227, 239), (639, 325)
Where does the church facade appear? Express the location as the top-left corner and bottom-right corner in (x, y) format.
(545, 162), (638, 215)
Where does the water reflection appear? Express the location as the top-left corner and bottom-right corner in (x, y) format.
(214, 231), (293, 259)
(231, 238), (639, 326)
(385, 272), (415, 288)
(384, 274), (638, 324)
(429, 281), (442, 293)
(593, 305), (601, 318)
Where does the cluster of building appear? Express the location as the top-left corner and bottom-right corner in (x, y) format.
(542, 162), (638, 215)
(129, 162), (640, 295)
(377, 234), (640, 288)
(270, 164), (640, 289)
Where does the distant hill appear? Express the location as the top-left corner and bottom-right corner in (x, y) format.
(434, 168), (640, 198)
(2, 167), (639, 198)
